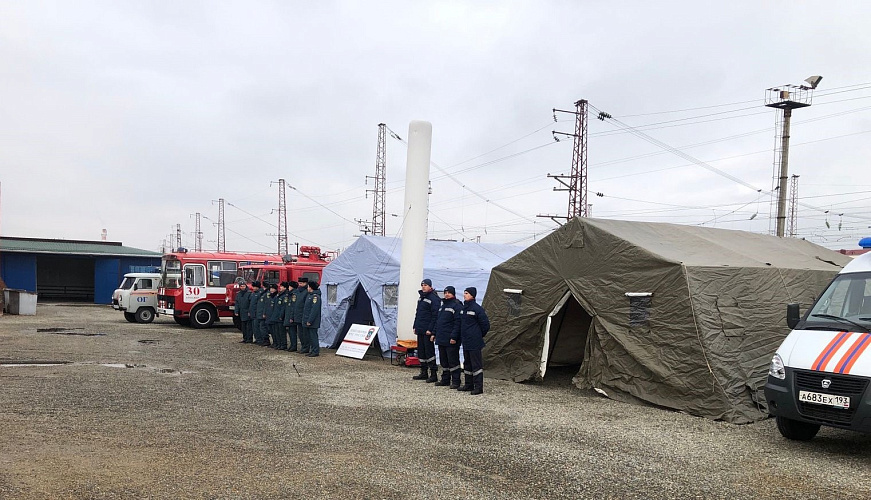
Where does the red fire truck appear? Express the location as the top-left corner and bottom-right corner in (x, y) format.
(225, 246), (331, 327)
(157, 250), (282, 328)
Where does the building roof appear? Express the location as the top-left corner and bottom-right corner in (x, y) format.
(0, 236), (161, 258)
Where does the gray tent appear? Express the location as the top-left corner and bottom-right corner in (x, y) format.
(482, 217), (852, 423)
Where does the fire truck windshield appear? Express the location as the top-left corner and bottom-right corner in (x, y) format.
(162, 258), (182, 289)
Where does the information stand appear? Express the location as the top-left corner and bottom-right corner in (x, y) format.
(336, 324), (381, 359)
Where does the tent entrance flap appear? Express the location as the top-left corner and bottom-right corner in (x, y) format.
(539, 290), (592, 379)
(330, 283), (375, 349)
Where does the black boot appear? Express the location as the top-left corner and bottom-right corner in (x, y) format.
(412, 367), (429, 380)
(457, 373), (474, 391)
(425, 366), (438, 383)
(434, 371), (451, 386)
(470, 373), (484, 395)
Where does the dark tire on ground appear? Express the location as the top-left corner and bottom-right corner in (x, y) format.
(190, 304), (216, 329)
(124, 312), (137, 323)
(233, 316), (241, 330)
(135, 307), (155, 324)
(776, 415), (821, 441)
(173, 316), (190, 326)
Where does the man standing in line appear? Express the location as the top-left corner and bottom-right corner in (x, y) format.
(458, 287), (490, 395)
(264, 283), (279, 348)
(293, 278), (310, 354)
(283, 280), (299, 351)
(254, 282), (271, 347)
(412, 278), (440, 382)
(269, 282), (289, 350)
(303, 280), (322, 357)
(432, 285), (462, 388)
(236, 281), (253, 344)
(247, 281), (263, 345)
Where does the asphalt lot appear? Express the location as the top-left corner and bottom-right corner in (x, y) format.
(1, 303), (870, 499)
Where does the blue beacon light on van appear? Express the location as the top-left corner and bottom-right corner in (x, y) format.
(859, 237), (871, 249)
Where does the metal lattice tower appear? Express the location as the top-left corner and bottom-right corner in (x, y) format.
(277, 179), (288, 255)
(217, 198), (226, 252)
(195, 212), (203, 252)
(544, 99), (589, 223)
(371, 123), (388, 236)
(787, 174), (800, 238)
(176, 224), (182, 250)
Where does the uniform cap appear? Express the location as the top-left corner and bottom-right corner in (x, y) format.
(269, 282), (278, 290)
(464, 287), (477, 298)
(308, 281), (319, 290)
(280, 281), (290, 289)
(444, 285), (456, 295)
(252, 281), (261, 287)
(290, 281), (298, 288)
(298, 277), (309, 283)
(421, 278), (433, 287)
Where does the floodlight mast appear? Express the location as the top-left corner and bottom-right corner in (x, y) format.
(764, 76), (819, 237)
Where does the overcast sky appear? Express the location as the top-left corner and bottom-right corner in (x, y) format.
(2, 1), (870, 254)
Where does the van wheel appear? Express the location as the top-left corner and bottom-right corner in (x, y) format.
(776, 416), (821, 441)
(173, 316), (190, 326)
(135, 308), (155, 324)
(124, 312), (137, 323)
(190, 304), (216, 329)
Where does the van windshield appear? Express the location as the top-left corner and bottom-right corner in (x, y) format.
(120, 277), (135, 290)
(806, 272), (871, 330)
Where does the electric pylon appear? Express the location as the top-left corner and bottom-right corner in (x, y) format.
(195, 212), (203, 252)
(542, 99), (589, 222)
(272, 179), (289, 255)
(787, 174), (800, 238)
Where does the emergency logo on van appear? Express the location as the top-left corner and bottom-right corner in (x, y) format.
(812, 331), (871, 374)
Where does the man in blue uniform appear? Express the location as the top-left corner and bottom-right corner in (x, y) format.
(432, 285), (462, 388)
(283, 281), (299, 351)
(303, 280), (322, 357)
(264, 283), (279, 347)
(254, 282), (271, 346)
(269, 282), (289, 350)
(236, 282), (253, 344)
(247, 281), (262, 345)
(458, 286), (490, 395)
(293, 278), (310, 353)
(412, 278), (440, 382)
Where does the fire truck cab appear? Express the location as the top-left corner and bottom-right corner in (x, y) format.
(765, 238), (871, 440)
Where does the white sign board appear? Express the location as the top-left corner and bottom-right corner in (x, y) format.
(336, 324), (380, 359)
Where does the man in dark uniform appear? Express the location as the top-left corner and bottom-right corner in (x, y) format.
(283, 281), (299, 351)
(254, 282), (271, 346)
(264, 283), (279, 348)
(236, 281), (253, 343)
(293, 278), (310, 353)
(269, 282), (289, 350)
(458, 286), (490, 395)
(247, 281), (263, 345)
(303, 280), (322, 357)
(432, 285), (462, 388)
(412, 278), (440, 382)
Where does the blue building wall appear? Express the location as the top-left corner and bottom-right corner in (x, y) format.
(94, 258), (121, 305)
(1, 254), (37, 291)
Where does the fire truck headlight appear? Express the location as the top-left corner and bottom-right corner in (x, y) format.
(768, 353), (786, 380)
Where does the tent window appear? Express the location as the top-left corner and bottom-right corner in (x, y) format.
(327, 284), (338, 305)
(383, 284), (399, 308)
(628, 295), (651, 327)
(505, 291), (522, 316)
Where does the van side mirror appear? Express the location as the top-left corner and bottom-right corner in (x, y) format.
(133, 284), (138, 291)
(786, 303), (801, 330)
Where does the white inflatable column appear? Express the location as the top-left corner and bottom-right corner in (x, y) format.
(396, 120), (433, 341)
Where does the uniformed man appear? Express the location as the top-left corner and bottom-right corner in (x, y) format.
(458, 286), (490, 395)
(283, 281), (300, 351)
(247, 281), (263, 345)
(269, 282), (289, 350)
(432, 285), (462, 388)
(264, 283), (279, 347)
(254, 282), (271, 346)
(236, 281), (253, 344)
(302, 280), (322, 357)
(293, 278), (310, 353)
(412, 278), (440, 382)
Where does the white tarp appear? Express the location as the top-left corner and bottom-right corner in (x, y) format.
(319, 236), (523, 352)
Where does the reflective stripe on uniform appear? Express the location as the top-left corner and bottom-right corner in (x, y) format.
(449, 365), (461, 372)
(472, 369), (483, 376)
(421, 356), (436, 363)
(464, 370), (472, 375)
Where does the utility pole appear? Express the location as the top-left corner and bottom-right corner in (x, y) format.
(765, 76), (820, 237)
(787, 174), (800, 238)
(194, 212), (203, 252)
(539, 99), (589, 223)
(213, 198), (226, 252)
(271, 179), (289, 255)
(363, 123), (388, 236)
(176, 224), (182, 250)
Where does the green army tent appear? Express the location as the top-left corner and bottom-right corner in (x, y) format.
(482, 217), (852, 423)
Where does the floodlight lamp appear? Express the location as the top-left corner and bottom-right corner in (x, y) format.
(804, 75), (823, 89)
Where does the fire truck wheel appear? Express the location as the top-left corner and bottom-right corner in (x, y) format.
(190, 304), (216, 329)
(135, 307), (155, 324)
(124, 312), (137, 323)
(173, 316), (190, 326)
(776, 415), (820, 441)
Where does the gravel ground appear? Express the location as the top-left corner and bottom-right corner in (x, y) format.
(1, 303), (870, 499)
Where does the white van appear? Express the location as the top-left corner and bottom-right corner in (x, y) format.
(765, 240), (871, 440)
(112, 273), (161, 324)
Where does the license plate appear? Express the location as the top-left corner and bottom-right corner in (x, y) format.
(799, 391), (850, 409)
